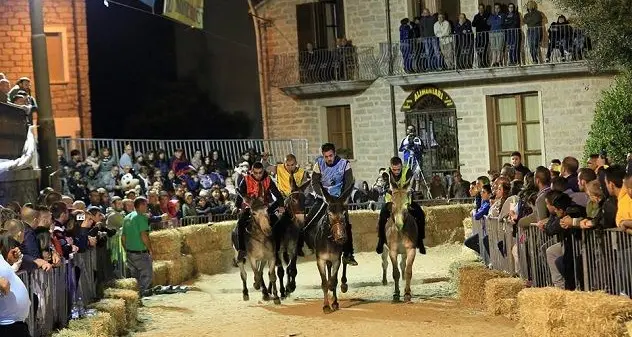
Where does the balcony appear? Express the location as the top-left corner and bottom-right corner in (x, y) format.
(377, 26), (593, 86)
(270, 46), (379, 98)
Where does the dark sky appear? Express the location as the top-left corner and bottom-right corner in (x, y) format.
(86, 0), (261, 139)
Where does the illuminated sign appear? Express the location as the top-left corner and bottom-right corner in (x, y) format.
(401, 86), (455, 112)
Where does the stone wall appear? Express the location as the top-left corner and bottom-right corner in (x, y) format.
(0, 0), (91, 137)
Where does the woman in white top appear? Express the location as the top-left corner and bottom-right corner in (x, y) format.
(0, 249), (31, 337)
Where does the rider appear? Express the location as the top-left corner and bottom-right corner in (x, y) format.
(300, 143), (358, 266)
(375, 156), (426, 255)
(275, 154), (308, 256)
(234, 161), (284, 262)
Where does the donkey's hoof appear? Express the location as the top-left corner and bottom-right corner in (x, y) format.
(243, 294), (250, 301)
(262, 293), (270, 301)
(253, 282), (261, 291)
(323, 305), (333, 314)
(273, 298), (282, 305)
(392, 294), (401, 303)
(404, 293), (412, 302)
(382, 279), (388, 286)
(332, 302), (339, 311)
(340, 283), (348, 293)
(287, 283), (296, 293)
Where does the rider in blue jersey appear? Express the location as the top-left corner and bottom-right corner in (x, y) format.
(297, 143), (358, 266)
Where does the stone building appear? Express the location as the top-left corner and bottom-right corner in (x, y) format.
(252, 0), (614, 183)
(0, 0), (91, 138)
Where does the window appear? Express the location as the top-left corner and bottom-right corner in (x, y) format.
(487, 93), (541, 169)
(326, 105), (353, 159)
(296, 0), (345, 50)
(45, 27), (69, 84)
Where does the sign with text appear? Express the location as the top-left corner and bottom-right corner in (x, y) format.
(163, 0), (203, 29)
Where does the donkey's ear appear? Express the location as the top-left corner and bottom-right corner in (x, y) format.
(338, 182), (355, 203)
(402, 177), (413, 190)
(298, 179), (311, 192)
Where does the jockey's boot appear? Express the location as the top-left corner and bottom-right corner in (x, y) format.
(296, 233), (305, 257)
(376, 204), (389, 254)
(343, 221), (358, 266)
(343, 254), (358, 266)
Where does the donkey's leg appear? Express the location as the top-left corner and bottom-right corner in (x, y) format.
(404, 248), (416, 302)
(286, 253), (298, 294)
(251, 259), (261, 291)
(268, 257), (281, 305)
(389, 247), (401, 302)
(258, 261), (270, 301)
(340, 260), (348, 293)
(381, 248), (389, 286)
(240, 261), (249, 301)
(330, 258), (341, 311)
(317, 258), (331, 314)
(277, 260), (286, 299)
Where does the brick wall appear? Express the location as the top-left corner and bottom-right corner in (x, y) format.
(0, 0), (91, 137)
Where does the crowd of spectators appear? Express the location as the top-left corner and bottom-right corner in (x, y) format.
(398, 1), (591, 72)
(298, 37), (359, 84)
(0, 73), (37, 123)
(464, 150), (632, 291)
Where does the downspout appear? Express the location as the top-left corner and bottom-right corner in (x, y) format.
(385, 0), (398, 156)
(247, 0), (269, 139)
(71, 0), (85, 137)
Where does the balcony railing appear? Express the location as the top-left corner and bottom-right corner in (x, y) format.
(270, 46), (379, 96)
(377, 26), (591, 83)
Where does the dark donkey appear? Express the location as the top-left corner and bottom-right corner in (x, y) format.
(275, 177), (311, 298)
(303, 185), (354, 313)
(232, 196), (281, 304)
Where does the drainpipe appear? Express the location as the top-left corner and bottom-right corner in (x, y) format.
(247, 0), (269, 139)
(71, 0), (85, 137)
(385, 0), (398, 156)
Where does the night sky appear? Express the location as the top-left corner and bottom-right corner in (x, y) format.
(86, 0), (261, 140)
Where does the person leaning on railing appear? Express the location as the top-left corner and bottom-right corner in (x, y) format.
(0, 246), (31, 337)
(616, 172), (632, 235)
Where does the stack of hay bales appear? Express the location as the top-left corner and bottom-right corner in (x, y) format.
(424, 204), (473, 246)
(111, 278), (138, 291)
(103, 288), (139, 330)
(485, 278), (524, 320)
(66, 312), (116, 337)
(349, 210), (379, 253)
(149, 229), (183, 261)
(517, 288), (632, 337)
(457, 264), (508, 308)
(152, 260), (169, 286)
(88, 298), (128, 335)
(177, 222), (236, 275)
(148, 228), (196, 284)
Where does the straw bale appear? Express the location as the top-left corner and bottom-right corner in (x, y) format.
(212, 222), (237, 250)
(462, 217), (473, 239)
(152, 260), (169, 286)
(111, 278), (138, 291)
(87, 298), (127, 335)
(68, 312), (116, 337)
(165, 255), (196, 285)
(52, 329), (92, 337)
(103, 288), (139, 329)
(423, 205), (473, 246)
(518, 288), (632, 337)
(458, 264), (508, 308)
(349, 210), (379, 235)
(498, 298), (518, 320)
(194, 250), (235, 275)
(149, 229), (183, 260)
(177, 223), (235, 253)
(485, 278), (524, 316)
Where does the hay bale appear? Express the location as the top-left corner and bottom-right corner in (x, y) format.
(164, 255), (196, 285)
(458, 264), (508, 308)
(423, 204), (473, 246)
(349, 210), (379, 235)
(68, 312), (116, 337)
(212, 222), (237, 250)
(485, 278), (524, 317)
(52, 329), (92, 337)
(103, 288), (139, 329)
(498, 298), (518, 320)
(111, 278), (138, 291)
(149, 229), (183, 260)
(177, 224), (217, 253)
(462, 217), (473, 239)
(193, 250), (235, 275)
(518, 288), (632, 337)
(152, 260), (169, 286)
(88, 298), (127, 335)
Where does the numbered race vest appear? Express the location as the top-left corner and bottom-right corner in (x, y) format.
(244, 174), (272, 203)
(317, 156), (348, 197)
(385, 166), (411, 205)
(276, 164), (305, 197)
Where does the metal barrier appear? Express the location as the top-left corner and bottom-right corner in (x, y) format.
(378, 26), (589, 75)
(14, 248), (111, 337)
(57, 138), (310, 169)
(583, 228), (632, 296)
(270, 46), (379, 87)
(486, 216), (515, 275)
(469, 216), (490, 265)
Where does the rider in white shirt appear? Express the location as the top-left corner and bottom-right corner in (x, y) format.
(0, 253), (31, 337)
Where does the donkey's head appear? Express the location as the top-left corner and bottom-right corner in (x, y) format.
(285, 179), (310, 215)
(324, 183), (354, 244)
(390, 175), (412, 229)
(245, 196), (272, 236)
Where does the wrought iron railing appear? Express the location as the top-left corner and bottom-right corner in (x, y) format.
(57, 138), (310, 169)
(270, 46), (379, 87)
(377, 26), (590, 75)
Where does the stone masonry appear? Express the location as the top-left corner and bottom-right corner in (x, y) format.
(256, 0), (615, 182)
(0, 0), (91, 137)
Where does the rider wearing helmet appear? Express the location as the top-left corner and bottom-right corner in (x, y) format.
(234, 162), (284, 262)
(300, 143), (358, 266)
(375, 156), (426, 254)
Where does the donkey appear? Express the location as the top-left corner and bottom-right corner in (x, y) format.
(275, 178), (310, 298)
(303, 186), (354, 313)
(381, 176), (418, 302)
(232, 197), (281, 304)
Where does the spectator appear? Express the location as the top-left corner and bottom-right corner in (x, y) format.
(534, 166), (552, 223)
(191, 150), (203, 170)
(119, 144), (133, 170)
(561, 156), (580, 192)
(0, 249), (31, 337)
(546, 15), (572, 63)
(524, 0), (543, 63)
(155, 150), (170, 176)
(449, 171), (470, 198)
(419, 8), (440, 70)
(182, 192), (197, 217)
(170, 149), (190, 177)
(133, 152), (147, 173)
(122, 197), (153, 297)
(84, 148), (100, 172)
(503, 3), (521, 65)
(208, 150), (229, 177)
(195, 197), (212, 216)
(453, 13), (473, 69)
(98, 147), (117, 178)
(19, 207), (54, 272)
(488, 3), (505, 66)
(472, 4), (490, 68)
(434, 13), (454, 69)
(101, 166), (122, 197)
(510, 152), (530, 177)
(616, 173), (632, 230)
